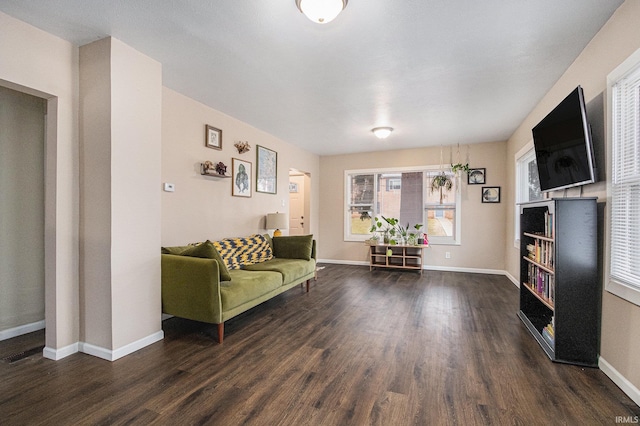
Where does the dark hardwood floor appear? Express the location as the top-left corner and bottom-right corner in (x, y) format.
(1, 264), (638, 425)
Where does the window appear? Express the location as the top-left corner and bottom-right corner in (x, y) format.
(386, 178), (401, 191)
(514, 143), (542, 247)
(606, 48), (640, 306)
(345, 167), (461, 244)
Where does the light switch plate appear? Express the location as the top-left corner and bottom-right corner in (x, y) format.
(163, 183), (175, 192)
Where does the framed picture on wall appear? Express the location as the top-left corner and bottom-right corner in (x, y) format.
(468, 168), (486, 184)
(232, 158), (251, 197)
(481, 186), (500, 203)
(205, 125), (222, 150)
(256, 145), (277, 194)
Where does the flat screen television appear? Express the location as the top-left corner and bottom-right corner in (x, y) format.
(532, 85), (596, 192)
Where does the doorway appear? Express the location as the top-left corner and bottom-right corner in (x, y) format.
(0, 86), (46, 346)
(289, 170), (311, 236)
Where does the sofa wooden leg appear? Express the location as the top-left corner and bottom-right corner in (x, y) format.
(306, 279), (310, 293)
(217, 323), (224, 344)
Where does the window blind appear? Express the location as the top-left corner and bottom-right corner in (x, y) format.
(610, 64), (640, 290)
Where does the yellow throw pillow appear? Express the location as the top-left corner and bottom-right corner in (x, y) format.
(213, 234), (274, 269)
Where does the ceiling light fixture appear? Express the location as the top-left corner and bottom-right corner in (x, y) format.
(295, 0), (348, 24)
(372, 127), (393, 139)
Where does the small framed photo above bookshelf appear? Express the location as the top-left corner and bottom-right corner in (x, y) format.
(205, 125), (222, 150)
(481, 186), (500, 203)
(468, 168), (486, 184)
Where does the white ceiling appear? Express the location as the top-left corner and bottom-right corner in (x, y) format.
(0, 0), (624, 155)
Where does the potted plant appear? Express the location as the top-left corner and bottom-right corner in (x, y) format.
(407, 223), (423, 245)
(451, 162), (470, 175)
(431, 172), (453, 204)
(382, 216), (399, 244)
(369, 217), (388, 243)
(367, 223), (380, 245)
(390, 222), (407, 245)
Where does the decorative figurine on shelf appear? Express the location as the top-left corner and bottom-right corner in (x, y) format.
(234, 141), (251, 154)
(215, 161), (227, 176)
(202, 160), (215, 174)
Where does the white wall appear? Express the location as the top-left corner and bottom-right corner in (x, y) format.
(110, 38), (162, 350)
(161, 88), (320, 246)
(318, 141), (507, 272)
(80, 37), (163, 357)
(0, 86), (46, 332)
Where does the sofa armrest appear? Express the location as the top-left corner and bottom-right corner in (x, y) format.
(161, 254), (223, 324)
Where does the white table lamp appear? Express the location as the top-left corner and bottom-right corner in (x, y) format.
(266, 212), (288, 237)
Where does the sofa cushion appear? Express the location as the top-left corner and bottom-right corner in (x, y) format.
(244, 258), (316, 285)
(221, 270), (283, 310)
(213, 234), (273, 270)
(272, 235), (313, 260)
(176, 241), (232, 282)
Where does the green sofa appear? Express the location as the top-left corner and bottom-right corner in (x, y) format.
(161, 235), (316, 343)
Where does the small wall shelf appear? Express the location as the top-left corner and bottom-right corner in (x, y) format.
(200, 163), (230, 178)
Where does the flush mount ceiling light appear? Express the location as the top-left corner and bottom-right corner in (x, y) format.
(372, 127), (394, 139)
(295, 0), (348, 24)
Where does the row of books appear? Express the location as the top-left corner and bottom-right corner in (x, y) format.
(526, 239), (554, 269)
(542, 318), (555, 348)
(526, 263), (555, 304)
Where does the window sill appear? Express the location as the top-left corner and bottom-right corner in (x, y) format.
(606, 278), (640, 307)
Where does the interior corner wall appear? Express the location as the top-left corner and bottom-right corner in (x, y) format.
(79, 37), (113, 349)
(161, 87), (320, 247)
(503, 0), (640, 402)
(80, 37), (163, 353)
(0, 11), (80, 353)
(318, 141), (507, 271)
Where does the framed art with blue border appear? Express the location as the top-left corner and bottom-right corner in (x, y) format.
(256, 145), (277, 194)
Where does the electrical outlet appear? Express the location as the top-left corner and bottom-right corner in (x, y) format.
(163, 183), (175, 192)
(445, 251), (451, 259)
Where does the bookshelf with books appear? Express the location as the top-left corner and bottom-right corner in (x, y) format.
(518, 198), (600, 366)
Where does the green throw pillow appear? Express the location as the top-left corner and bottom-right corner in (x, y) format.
(272, 235), (313, 261)
(161, 246), (189, 255)
(180, 241), (232, 281)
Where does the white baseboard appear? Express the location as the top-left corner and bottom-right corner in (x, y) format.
(0, 320), (45, 341)
(43, 342), (79, 361)
(422, 265), (505, 275)
(599, 356), (640, 407)
(43, 331), (164, 362)
(80, 330), (164, 362)
(504, 271), (519, 287)
(318, 258), (368, 266)
(317, 258), (515, 280)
